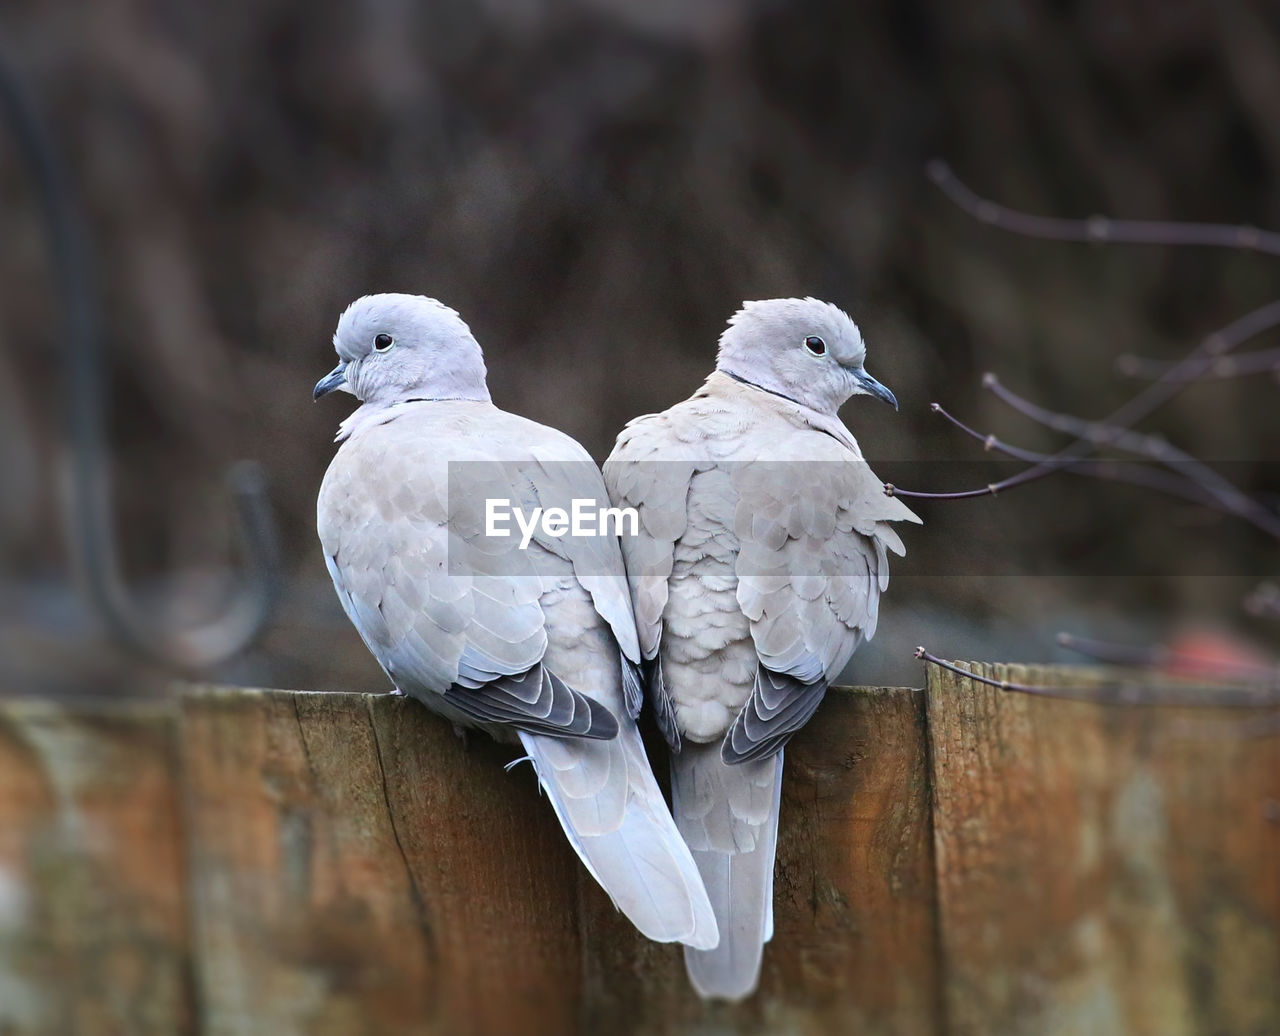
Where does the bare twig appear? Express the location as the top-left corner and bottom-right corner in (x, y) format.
(912, 162), (1280, 703)
(892, 161), (1280, 518)
(1117, 347), (1280, 382)
(926, 160), (1280, 258)
(981, 375), (1280, 539)
(926, 403), (1240, 511)
(887, 300), (1280, 503)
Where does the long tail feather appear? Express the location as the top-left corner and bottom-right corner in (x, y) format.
(670, 741), (783, 1000)
(518, 727), (719, 949)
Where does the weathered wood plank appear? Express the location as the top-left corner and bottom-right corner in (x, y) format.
(926, 661), (1280, 1036)
(363, 692), (584, 1032)
(179, 687), (582, 1036)
(179, 685), (938, 1034)
(0, 699), (193, 1036)
(577, 686), (942, 1035)
(6, 672), (1275, 1033)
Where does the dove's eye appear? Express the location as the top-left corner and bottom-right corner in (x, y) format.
(803, 335), (826, 356)
(373, 333), (394, 352)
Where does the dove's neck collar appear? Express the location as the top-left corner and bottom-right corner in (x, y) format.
(719, 369), (808, 409)
(708, 370), (863, 455)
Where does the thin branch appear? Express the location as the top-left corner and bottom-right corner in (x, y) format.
(926, 403), (1239, 511)
(1117, 347), (1280, 381)
(982, 375), (1280, 539)
(927, 160), (1280, 258)
(887, 300), (1280, 505)
(898, 160), (1280, 505)
(916, 646), (1280, 708)
(914, 161), (1280, 717)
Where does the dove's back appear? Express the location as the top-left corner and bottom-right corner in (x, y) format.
(605, 373), (919, 997)
(319, 400), (717, 949)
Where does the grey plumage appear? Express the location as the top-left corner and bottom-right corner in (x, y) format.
(316, 293), (718, 949)
(443, 665), (618, 739)
(603, 297), (920, 998)
(722, 667), (825, 764)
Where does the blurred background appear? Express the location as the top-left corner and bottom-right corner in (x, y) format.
(1, 0), (1277, 696)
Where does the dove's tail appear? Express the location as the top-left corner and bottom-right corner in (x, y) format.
(517, 726), (719, 950)
(669, 740), (784, 1001)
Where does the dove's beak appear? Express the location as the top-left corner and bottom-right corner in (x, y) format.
(853, 367), (898, 411)
(313, 362), (348, 400)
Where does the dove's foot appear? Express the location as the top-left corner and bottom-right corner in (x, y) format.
(452, 723), (470, 750)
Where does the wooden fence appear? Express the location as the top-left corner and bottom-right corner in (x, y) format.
(0, 664), (1275, 1035)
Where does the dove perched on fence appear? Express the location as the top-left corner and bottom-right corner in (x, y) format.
(314, 293), (717, 950)
(603, 297), (921, 999)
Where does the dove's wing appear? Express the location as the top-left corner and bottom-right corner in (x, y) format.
(727, 440), (920, 762)
(319, 406), (614, 738)
(319, 400), (716, 949)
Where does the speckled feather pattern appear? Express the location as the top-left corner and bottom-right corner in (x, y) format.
(605, 371), (919, 745)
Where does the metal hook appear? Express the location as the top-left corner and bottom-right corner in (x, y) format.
(0, 50), (281, 670)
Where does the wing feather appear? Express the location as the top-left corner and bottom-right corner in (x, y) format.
(443, 665), (618, 739)
(722, 668), (826, 764)
(319, 404), (638, 739)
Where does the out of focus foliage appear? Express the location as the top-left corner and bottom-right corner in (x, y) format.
(1, 0), (1277, 693)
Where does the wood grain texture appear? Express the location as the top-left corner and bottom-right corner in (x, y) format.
(4, 670), (1274, 1034)
(926, 661), (1280, 1036)
(179, 687), (583, 1036)
(0, 698), (192, 1036)
(179, 685), (937, 1035)
(577, 686), (941, 1035)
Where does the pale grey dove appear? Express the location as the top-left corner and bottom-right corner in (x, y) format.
(603, 297), (920, 998)
(314, 293), (717, 949)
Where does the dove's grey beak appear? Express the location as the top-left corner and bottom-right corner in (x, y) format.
(853, 367), (898, 411)
(313, 362), (348, 400)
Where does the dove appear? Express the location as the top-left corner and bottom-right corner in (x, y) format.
(314, 293), (717, 950)
(602, 297), (920, 999)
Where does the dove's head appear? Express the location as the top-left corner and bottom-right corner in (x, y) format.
(715, 297), (897, 415)
(314, 293), (491, 406)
